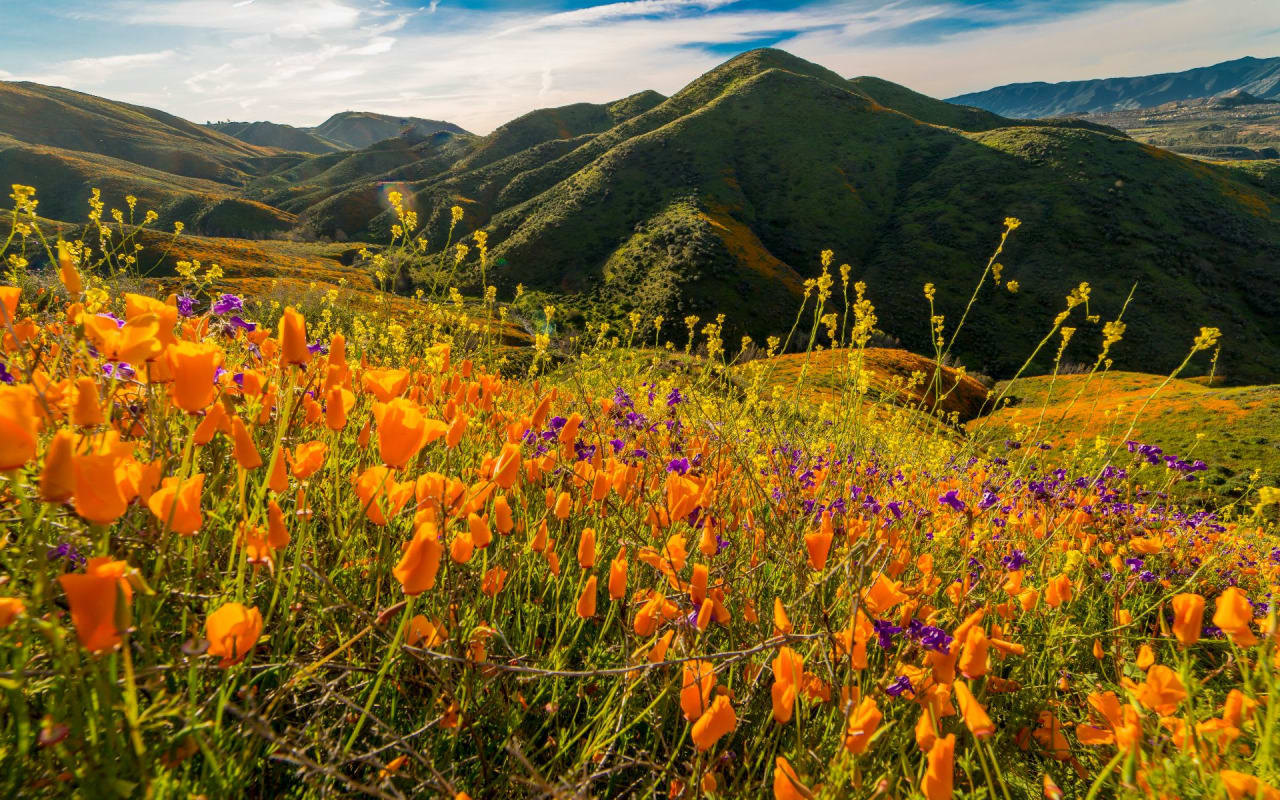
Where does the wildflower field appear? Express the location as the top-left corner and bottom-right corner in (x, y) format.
(1, 184), (1279, 800)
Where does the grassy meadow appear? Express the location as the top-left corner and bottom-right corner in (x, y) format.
(1, 182), (1279, 800)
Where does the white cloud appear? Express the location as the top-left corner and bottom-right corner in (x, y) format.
(3, 0), (1277, 133)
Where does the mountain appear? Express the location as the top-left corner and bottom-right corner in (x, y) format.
(207, 120), (345, 155)
(308, 112), (470, 150)
(947, 56), (1280, 118)
(2, 50), (1279, 384)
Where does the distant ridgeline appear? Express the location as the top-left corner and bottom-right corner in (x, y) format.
(1, 49), (1278, 384)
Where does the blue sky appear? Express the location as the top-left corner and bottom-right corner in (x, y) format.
(1, 0), (1276, 132)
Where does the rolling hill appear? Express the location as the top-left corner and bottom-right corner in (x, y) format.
(206, 120), (345, 155)
(948, 55), (1280, 118)
(2, 50), (1279, 386)
(1073, 92), (1280, 160)
(308, 111), (470, 149)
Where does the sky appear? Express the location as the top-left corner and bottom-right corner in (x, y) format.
(1, 0), (1277, 133)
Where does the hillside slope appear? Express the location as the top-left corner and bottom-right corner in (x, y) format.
(207, 121), (345, 155)
(309, 111), (469, 149)
(948, 56), (1280, 118)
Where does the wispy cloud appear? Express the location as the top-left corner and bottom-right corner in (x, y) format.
(0, 0), (1276, 132)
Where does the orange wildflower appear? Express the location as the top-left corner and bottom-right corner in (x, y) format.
(71, 376), (103, 426)
(205, 602), (263, 667)
(1044, 573), (1072, 608)
(166, 341), (223, 413)
(394, 524), (444, 595)
(1170, 592), (1205, 646)
(278, 307), (310, 366)
(681, 660), (716, 721)
(608, 547), (628, 600)
(922, 734), (955, 800)
(58, 557), (133, 653)
(0, 597), (24, 628)
(578, 527), (597, 568)
(231, 415), (261, 470)
(1133, 664), (1186, 715)
(0, 384), (39, 470)
(39, 429), (75, 502)
(842, 696), (882, 754)
(691, 695), (736, 751)
(72, 451), (129, 524)
(290, 441), (327, 480)
(954, 680), (995, 738)
(1213, 587), (1258, 646)
(773, 757), (812, 800)
(147, 473), (205, 535)
(576, 575), (597, 618)
(375, 398), (445, 468)
(771, 646), (804, 724)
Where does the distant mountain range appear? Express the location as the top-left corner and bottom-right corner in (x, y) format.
(2, 51), (1278, 384)
(208, 113), (471, 154)
(948, 56), (1280, 118)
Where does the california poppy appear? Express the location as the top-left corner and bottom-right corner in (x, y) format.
(147, 473), (205, 535)
(0, 597), (24, 628)
(576, 576), (597, 618)
(773, 757), (812, 800)
(1170, 592), (1205, 646)
(58, 557), (133, 653)
(71, 376), (103, 426)
(842, 696), (882, 754)
(205, 602), (263, 667)
(578, 527), (597, 569)
(375, 398), (445, 468)
(691, 695), (736, 751)
(39, 429), (75, 502)
(278, 307), (310, 366)
(72, 451), (129, 524)
(231, 415), (262, 470)
(290, 441), (327, 481)
(681, 660), (716, 721)
(1213, 587), (1258, 646)
(771, 647), (804, 724)
(922, 734), (955, 800)
(954, 680), (995, 738)
(0, 385), (39, 470)
(608, 548), (628, 600)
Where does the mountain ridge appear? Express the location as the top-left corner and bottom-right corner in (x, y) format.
(948, 55), (1280, 118)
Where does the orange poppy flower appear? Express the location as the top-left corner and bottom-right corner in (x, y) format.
(290, 441), (327, 480)
(862, 574), (907, 615)
(954, 680), (995, 738)
(71, 376), (103, 426)
(576, 575), (597, 618)
(468, 512), (493, 548)
(773, 756), (812, 800)
(482, 566), (509, 597)
(194, 401), (230, 445)
(805, 511), (834, 570)
(0, 597), (24, 628)
(362, 368), (410, 401)
(0, 385), (40, 470)
(375, 398), (445, 468)
(1213, 587), (1258, 646)
(681, 660), (716, 721)
(446, 412), (468, 448)
(393, 524), (444, 595)
(39, 428), (75, 502)
(84, 312), (163, 364)
(575, 527), (598, 568)
(922, 734), (955, 800)
(554, 491), (572, 520)
(147, 472), (205, 535)
(771, 647), (804, 724)
(1133, 664), (1186, 715)
(58, 557), (133, 653)
(205, 602), (263, 667)
(325, 386), (353, 431)
(406, 615), (447, 648)
(278, 307), (310, 366)
(1170, 593), (1205, 646)
(57, 246), (82, 295)
(691, 695), (736, 751)
(231, 415), (262, 470)
(1044, 574), (1072, 608)
(493, 443), (522, 490)
(163, 337), (224, 412)
(354, 465), (414, 525)
(1220, 770), (1280, 800)
(608, 548), (628, 600)
(842, 696), (882, 754)
(959, 626), (989, 679)
(774, 598), (793, 636)
(493, 495), (514, 534)
(72, 451), (129, 524)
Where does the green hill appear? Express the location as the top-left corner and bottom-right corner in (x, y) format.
(309, 111), (469, 149)
(207, 120), (345, 155)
